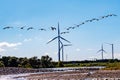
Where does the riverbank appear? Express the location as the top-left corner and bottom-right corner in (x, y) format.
(0, 67), (40, 75)
(1, 67), (120, 80)
(15, 70), (120, 80)
(0, 67), (101, 75)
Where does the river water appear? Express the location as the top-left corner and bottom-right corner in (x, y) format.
(0, 66), (105, 80)
(0, 74), (28, 80)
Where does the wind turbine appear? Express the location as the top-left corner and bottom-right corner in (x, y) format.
(60, 41), (72, 61)
(97, 44), (106, 60)
(47, 22), (70, 62)
(105, 43), (114, 59)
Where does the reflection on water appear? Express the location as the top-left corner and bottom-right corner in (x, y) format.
(0, 74), (28, 80)
(38, 66), (105, 72)
(0, 66), (105, 80)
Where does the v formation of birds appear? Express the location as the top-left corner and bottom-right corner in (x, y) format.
(2, 14), (117, 35)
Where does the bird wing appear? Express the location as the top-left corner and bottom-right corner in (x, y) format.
(64, 44), (72, 46)
(3, 27), (13, 29)
(3, 27), (6, 29)
(27, 28), (30, 30)
(20, 26), (25, 29)
(39, 28), (46, 31)
(27, 27), (33, 30)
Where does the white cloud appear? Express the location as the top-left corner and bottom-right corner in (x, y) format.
(0, 42), (22, 53)
(23, 38), (32, 42)
(76, 48), (81, 52)
(114, 53), (120, 59)
(13, 21), (22, 25)
(18, 34), (23, 37)
(0, 42), (22, 48)
(86, 56), (98, 60)
(13, 48), (18, 50)
(44, 52), (49, 55)
(0, 48), (5, 52)
(100, 53), (120, 59)
(34, 37), (42, 40)
(10, 21), (23, 26)
(87, 48), (94, 51)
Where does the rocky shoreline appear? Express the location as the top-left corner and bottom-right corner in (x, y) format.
(87, 70), (120, 78)
(0, 67), (99, 75)
(1, 67), (120, 80)
(0, 67), (40, 75)
(22, 70), (120, 80)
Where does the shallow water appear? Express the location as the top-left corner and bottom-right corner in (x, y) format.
(38, 66), (105, 71)
(0, 73), (29, 80)
(0, 66), (104, 80)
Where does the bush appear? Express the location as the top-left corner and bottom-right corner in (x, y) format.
(24, 63), (32, 68)
(57, 61), (64, 67)
(0, 61), (5, 67)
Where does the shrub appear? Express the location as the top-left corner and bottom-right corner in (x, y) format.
(57, 61), (64, 67)
(0, 61), (5, 67)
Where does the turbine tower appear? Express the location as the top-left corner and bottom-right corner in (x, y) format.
(60, 41), (72, 61)
(97, 44), (106, 60)
(47, 22), (70, 62)
(105, 43), (114, 59)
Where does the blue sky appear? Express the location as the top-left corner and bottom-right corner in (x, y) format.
(0, 0), (120, 61)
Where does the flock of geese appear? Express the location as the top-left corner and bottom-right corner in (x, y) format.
(65, 14), (117, 31)
(2, 26), (47, 31)
(2, 14), (117, 35)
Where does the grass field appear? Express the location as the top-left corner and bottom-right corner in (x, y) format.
(56, 59), (120, 70)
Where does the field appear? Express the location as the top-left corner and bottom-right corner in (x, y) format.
(57, 59), (120, 70)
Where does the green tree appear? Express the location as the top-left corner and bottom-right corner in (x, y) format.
(57, 61), (64, 67)
(8, 57), (18, 67)
(41, 55), (53, 68)
(21, 57), (31, 68)
(0, 61), (5, 67)
(2, 56), (10, 67)
(29, 56), (40, 68)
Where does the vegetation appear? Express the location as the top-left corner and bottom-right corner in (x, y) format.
(57, 61), (64, 67)
(0, 55), (54, 68)
(0, 61), (5, 67)
(103, 62), (120, 70)
(0, 55), (120, 70)
(62, 59), (120, 70)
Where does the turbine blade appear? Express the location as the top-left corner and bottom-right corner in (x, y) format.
(60, 37), (70, 43)
(97, 49), (102, 53)
(47, 37), (58, 44)
(103, 50), (107, 53)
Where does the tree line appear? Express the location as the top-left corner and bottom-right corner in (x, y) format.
(0, 55), (119, 68)
(0, 55), (54, 68)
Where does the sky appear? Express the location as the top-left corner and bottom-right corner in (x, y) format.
(0, 0), (120, 61)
